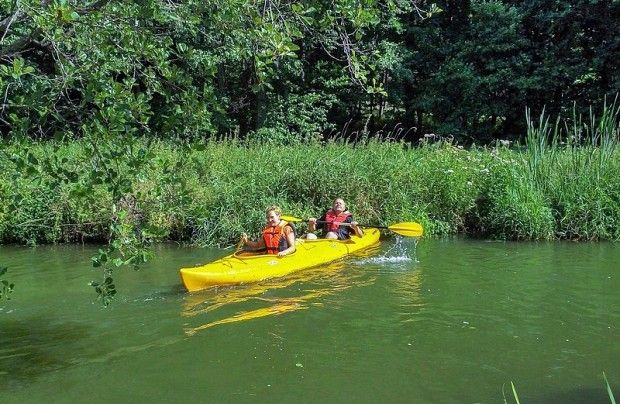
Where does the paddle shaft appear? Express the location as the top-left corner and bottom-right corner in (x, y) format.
(315, 220), (422, 237)
(314, 220), (382, 229)
(317, 220), (424, 237)
(281, 215), (423, 237)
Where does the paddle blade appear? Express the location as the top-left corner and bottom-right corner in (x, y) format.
(387, 222), (424, 237)
(281, 215), (304, 223)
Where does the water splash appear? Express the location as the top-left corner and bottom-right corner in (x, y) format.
(361, 255), (413, 264)
(354, 237), (418, 265)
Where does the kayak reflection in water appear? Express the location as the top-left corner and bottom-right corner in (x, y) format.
(240, 206), (296, 256)
(307, 198), (363, 240)
(181, 260), (369, 335)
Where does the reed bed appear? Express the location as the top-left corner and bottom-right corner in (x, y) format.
(1, 101), (619, 246)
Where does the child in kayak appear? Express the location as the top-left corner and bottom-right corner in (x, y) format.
(241, 206), (296, 256)
(307, 198), (363, 240)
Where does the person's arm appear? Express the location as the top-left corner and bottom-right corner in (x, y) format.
(241, 233), (265, 250)
(344, 216), (363, 237)
(308, 213), (326, 232)
(350, 221), (363, 237)
(278, 227), (296, 256)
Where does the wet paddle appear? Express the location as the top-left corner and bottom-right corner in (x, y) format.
(281, 215), (424, 237)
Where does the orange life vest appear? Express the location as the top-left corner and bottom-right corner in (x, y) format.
(262, 221), (294, 254)
(323, 210), (352, 232)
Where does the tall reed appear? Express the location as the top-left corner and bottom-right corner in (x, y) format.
(1, 101), (619, 246)
(519, 98), (620, 240)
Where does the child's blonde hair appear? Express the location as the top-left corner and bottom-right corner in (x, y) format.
(265, 206), (282, 217)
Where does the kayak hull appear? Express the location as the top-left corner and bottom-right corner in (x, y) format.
(179, 228), (381, 292)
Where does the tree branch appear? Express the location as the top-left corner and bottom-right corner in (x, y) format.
(0, 10), (26, 42)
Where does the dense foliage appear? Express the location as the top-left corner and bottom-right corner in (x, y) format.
(397, 0), (620, 141)
(1, 0), (619, 142)
(0, 0), (426, 141)
(2, 102), (619, 247)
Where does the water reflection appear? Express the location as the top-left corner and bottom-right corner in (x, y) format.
(390, 268), (424, 309)
(536, 385), (611, 403)
(0, 317), (89, 388)
(182, 246), (381, 335)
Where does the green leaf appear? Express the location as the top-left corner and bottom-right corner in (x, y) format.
(13, 58), (24, 73)
(27, 153), (39, 165)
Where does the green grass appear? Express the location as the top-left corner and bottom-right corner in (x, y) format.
(1, 100), (619, 246)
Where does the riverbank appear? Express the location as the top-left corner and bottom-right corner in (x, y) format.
(1, 127), (618, 246)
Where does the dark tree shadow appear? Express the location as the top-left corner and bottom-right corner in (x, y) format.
(0, 316), (90, 389)
(530, 386), (612, 404)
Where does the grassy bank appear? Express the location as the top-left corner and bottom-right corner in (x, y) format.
(1, 112), (619, 246)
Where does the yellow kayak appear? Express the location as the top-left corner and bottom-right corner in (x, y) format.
(179, 228), (381, 292)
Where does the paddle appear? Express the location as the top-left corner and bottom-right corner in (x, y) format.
(281, 215), (424, 237)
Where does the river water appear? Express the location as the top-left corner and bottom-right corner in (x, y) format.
(1, 238), (618, 403)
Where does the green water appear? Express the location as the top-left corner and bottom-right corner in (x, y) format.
(1, 239), (618, 403)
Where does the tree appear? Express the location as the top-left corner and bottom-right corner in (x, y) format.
(393, 0), (620, 142)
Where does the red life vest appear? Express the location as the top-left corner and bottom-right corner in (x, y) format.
(262, 221), (294, 255)
(324, 210), (351, 232)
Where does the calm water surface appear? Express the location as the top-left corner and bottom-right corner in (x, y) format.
(1, 238), (618, 403)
